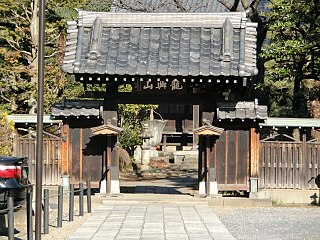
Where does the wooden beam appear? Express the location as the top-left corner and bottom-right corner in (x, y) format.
(80, 128), (83, 182)
(250, 128), (259, 178)
(61, 124), (69, 176)
(193, 105), (199, 149)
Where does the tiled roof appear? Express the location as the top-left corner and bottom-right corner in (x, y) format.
(260, 118), (320, 128)
(194, 124), (224, 136)
(91, 123), (123, 135)
(61, 11), (258, 78)
(7, 115), (62, 125)
(217, 101), (268, 120)
(51, 99), (103, 118)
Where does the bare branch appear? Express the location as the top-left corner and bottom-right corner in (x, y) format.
(250, 0), (261, 13)
(173, 0), (187, 12)
(10, 9), (30, 24)
(4, 39), (32, 57)
(241, 0), (250, 9)
(216, 0), (234, 11)
(21, 3), (32, 23)
(0, 94), (12, 104)
(45, 51), (61, 58)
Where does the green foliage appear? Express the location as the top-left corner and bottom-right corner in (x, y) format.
(118, 84), (157, 155)
(0, 112), (13, 156)
(0, 0), (89, 114)
(83, 0), (112, 12)
(262, 0), (320, 117)
(119, 123), (142, 156)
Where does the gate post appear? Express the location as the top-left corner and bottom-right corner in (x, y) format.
(110, 141), (121, 195)
(91, 123), (123, 195)
(249, 128), (260, 197)
(194, 125), (223, 197)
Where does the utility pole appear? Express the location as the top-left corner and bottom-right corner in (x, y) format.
(35, 0), (45, 239)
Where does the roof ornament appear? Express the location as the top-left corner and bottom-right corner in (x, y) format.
(86, 17), (102, 61)
(221, 18), (234, 63)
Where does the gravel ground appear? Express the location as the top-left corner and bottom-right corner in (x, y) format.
(212, 206), (320, 240)
(0, 194), (104, 240)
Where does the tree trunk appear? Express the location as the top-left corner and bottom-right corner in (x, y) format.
(292, 60), (306, 117)
(28, 0), (39, 114)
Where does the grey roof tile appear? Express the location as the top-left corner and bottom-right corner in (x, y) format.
(62, 11), (258, 77)
(51, 99), (102, 118)
(217, 101), (268, 120)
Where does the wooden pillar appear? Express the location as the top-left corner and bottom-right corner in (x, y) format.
(206, 136), (210, 195)
(106, 135), (112, 193)
(100, 136), (107, 193)
(250, 128), (260, 193)
(110, 140), (120, 195)
(79, 128), (83, 182)
(193, 105), (199, 149)
(208, 137), (219, 196)
(61, 124), (69, 176)
(102, 85), (119, 194)
(104, 84), (118, 126)
(194, 124), (224, 198)
(198, 136), (206, 197)
(302, 132), (307, 190)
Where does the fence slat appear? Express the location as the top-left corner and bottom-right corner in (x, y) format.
(13, 138), (62, 185)
(260, 140), (320, 190)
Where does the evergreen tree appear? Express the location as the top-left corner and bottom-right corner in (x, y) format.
(262, 0), (320, 117)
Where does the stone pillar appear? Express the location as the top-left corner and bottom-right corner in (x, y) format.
(141, 122), (152, 171)
(141, 139), (151, 171)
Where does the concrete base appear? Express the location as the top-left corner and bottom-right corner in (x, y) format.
(194, 194), (207, 198)
(249, 191), (269, 199)
(110, 180), (120, 194)
(199, 182), (206, 195)
(259, 189), (320, 204)
(250, 177), (258, 193)
(209, 197), (272, 207)
(209, 181), (218, 195)
(61, 175), (70, 191)
(210, 194), (223, 198)
(95, 193), (123, 197)
(99, 179), (107, 194)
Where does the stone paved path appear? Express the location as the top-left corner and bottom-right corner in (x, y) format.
(69, 203), (235, 240)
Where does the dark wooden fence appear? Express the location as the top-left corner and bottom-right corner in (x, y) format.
(13, 136), (62, 185)
(214, 130), (250, 191)
(259, 136), (320, 190)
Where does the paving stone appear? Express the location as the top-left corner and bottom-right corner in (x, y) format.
(116, 235), (141, 240)
(141, 234), (165, 240)
(69, 236), (91, 239)
(69, 202), (235, 240)
(142, 228), (164, 234)
(188, 234), (213, 240)
(93, 233), (117, 239)
(165, 233), (189, 240)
